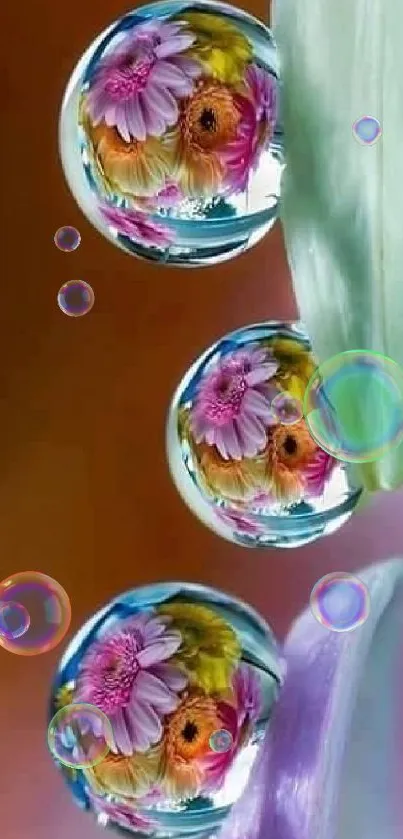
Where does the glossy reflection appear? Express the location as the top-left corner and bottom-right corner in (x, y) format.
(49, 582), (282, 837)
(59, 1), (283, 267)
(167, 322), (362, 548)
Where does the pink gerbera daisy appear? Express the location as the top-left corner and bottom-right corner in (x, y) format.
(202, 664), (262, 791)
(190, 345), (279, 460)
(100, 203), (175, 248)
(219, 64), (277, 193)
(245, 64), (277, 128)
(86, 20), (202, 142)
(76, 612), (187, 756)
(303, 448), (337, 497)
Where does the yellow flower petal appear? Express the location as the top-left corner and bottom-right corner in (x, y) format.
(84, 746), (162, 799)
(158, 602), (241, 693)
(181, 12), (253, 84)
(54, 683), (75, 710)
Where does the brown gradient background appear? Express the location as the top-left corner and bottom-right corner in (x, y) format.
(1, 2), (402, 837)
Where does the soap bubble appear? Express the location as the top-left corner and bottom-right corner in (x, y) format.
(167, 322), (362, 550)
(48, 703), (112, 769)
(0, 571), (71, 655)
(57, 280), (94, 317)
(352, 116), (381, 145)
(209, 728), (233, 753)
(271, 392), (303, 425)
(59, 1), (283, 267)
(54, 226), (81, 252)
(0, 601), (30, 640)
(303, 350), (403, 463)
(49, 581), (282, 837)
(310, 572), (370, 632)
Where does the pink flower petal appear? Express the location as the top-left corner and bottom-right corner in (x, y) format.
(133, 670), (179, 711)
(150, 60), (188, 88)
(242, 389), (274, 418)
(112, 708), (134, 756)
(136, 632), (181, 666)
(144, 83), (178, 122)
(126, 700), (162, 750)
(246, 362), (278, 386)
(149, 662), (188, 691)
(154, 34), (195, 59)
(172, 55), (203, 78)
(126, 96), (146, 141)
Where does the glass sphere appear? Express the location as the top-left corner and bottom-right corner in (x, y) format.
(166, 322), (363, 549)
(59, 1), (283, 267)
(49, 582), (282, 838)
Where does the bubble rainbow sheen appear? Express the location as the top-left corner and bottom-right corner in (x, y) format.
(209, 728), (234, 753)
(271, 392), (303, 425)
(310, 572), (370, 632)
(54, 226), (81, 252)
(0, 571), (71, 655)
(48, 703), (112, 770)
(57, 280), (94, 317)
(0, 601), (30, 640)
(352, 115), (381, 145)
(303, 350), (403, 463)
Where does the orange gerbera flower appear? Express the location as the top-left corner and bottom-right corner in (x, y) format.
(265, 419), (318, 502)
(85, 117), (179, 198)
(177, 81), (241, 197)
(161, 693), (221, 800)
(195, 441), (269, 502)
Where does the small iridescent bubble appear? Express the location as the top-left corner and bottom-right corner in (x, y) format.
(54, 226), (81, 252)
(352, 116), (381, 145)
(310, 572), (370, 632)
(271, 392), (303, 425)
(0, 601), (30, 640)
(0, 571), (71, 655)
(48, 703), (112, 769)
(209, 728), (233, 753)
(57, 280), (94, 317)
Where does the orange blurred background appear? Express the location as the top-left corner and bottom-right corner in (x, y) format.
(1, 1), (402, 838)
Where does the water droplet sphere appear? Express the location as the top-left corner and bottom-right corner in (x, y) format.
(352, 116), (381, 145)
(49, 582), (282, 838)
(54, 226), (81, 252)
(303, 350), (403, 463)
(59, 1), (283, 267)
(0, 601), (30, 640)
(0, 571), (71, 655)
(310, 572), (370, 632)
(57, 280), (94, 317)
(48, 703), (112, 769)
(167, 322), (362, 549)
